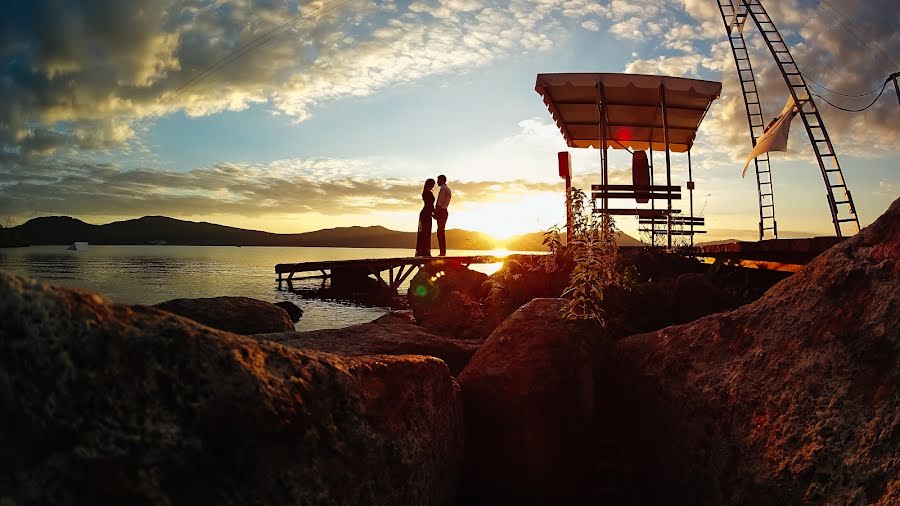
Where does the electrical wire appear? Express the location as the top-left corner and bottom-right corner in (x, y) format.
(809, 73), (897, 112)
(815, 0), (897, 69)
(801, 71), (885, 98)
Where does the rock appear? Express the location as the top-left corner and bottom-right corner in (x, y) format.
(486, 255), (571, 320)
(597, 272), (744, 340)
(669, 272), (738, 323)
(0, 271), (464, 505)
(618, 248), (705, 282)
(274, 300), (303, 323)
(457, 298), (599, 503)
(612, 197), (900, 505)
(372, 310), (416, 325)
(254, 322), (483, 376)
(407, 260), (492, 339)
(154, 296), (294, 334)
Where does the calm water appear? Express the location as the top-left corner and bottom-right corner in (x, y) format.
(0, 245), (510, 331)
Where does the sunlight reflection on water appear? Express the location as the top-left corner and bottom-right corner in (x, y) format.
(0, 245), (523, 331)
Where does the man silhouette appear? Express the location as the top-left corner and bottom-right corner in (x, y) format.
(434, 174), (451, 256)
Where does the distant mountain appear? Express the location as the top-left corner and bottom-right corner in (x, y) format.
(4, 215), (644, 250)
(0, 224), (28, 248)
(505, 230), (645, 250)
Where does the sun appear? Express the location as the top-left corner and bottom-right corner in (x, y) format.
(451, 193), (566, 243)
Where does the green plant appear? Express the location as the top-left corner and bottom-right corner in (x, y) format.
(546, 187), (625, 326)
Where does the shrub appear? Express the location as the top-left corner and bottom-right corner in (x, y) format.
(544, 187), (626, 327)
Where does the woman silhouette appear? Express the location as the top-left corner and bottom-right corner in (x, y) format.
(415, 178), (436, 257)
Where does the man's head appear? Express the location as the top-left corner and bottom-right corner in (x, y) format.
(437, 175), (447, 186)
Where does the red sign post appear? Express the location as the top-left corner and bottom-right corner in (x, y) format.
(558, 151), (572, 242)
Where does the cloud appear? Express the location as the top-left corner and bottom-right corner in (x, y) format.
(581, 20), (600, 31)
(2, 0), (896, 234)
(876, 180), (899, 197)
(1, 0), (620, 157)
(624, 53), (704, 76)
(0, 153), (559, 223)
(634, 0), (900, 162)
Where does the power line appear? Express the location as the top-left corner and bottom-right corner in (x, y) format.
(815, 1), (897, 69)
(820, 0), (897, 68)
(801, 71), (885, 98)
(809, 72), (897, 112)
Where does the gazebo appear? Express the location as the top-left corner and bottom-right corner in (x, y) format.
(535, 73), (722, 247)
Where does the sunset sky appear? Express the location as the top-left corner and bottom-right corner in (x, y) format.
(1, 0), (897, 243)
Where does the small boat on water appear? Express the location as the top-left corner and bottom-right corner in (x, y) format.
(67, 242), (89, 251)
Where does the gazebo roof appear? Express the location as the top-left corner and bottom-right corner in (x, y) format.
(535, 73), (722, 153)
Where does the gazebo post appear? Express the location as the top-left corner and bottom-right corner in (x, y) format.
(597, 83), (610, 226)
(648, 146), (655, 247)
(660, 85), (673, 249)
(688, 150), (695, 248)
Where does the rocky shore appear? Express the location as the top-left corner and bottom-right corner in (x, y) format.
(2, 197), (898, 505)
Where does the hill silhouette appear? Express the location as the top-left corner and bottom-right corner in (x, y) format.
(505, 230), (645, 250)
(4, 215), (643, 250)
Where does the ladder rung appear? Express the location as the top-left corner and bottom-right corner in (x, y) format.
(833, 200), (851, 205)
(837, 218), (858, 223)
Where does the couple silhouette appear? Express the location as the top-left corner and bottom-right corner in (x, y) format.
(415, 175), (451, 257)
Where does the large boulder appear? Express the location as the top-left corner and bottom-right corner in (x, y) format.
(154, 296), (294, 334)
(486, 254), (571, 320)
(457, 298), (600, 503)
(407, 260), (492, 339)
(254, 322), (483, 376)
(669, 272), (738, 322)
(372, 310), (416, 325)
(612, 197), (900, 505)
(0, 271), (464, 505)
(601, 272), (742, 338)
(273, 300), (304, 323)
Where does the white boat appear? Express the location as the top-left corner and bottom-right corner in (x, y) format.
(67, 242), (89, 251)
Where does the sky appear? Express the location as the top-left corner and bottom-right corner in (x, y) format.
(0, 0), (897, 243)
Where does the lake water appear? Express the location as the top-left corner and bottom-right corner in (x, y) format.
(0, 245), (513, 331)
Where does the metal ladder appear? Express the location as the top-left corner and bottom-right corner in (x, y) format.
(741, 0), (860, 237)
(717, 0), (778, 240)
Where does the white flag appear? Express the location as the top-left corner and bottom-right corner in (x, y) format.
(742, 96), (798, 177)
(728, 0), (746, 34)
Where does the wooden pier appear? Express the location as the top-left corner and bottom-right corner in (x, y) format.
(276, 254), (535, 292)
(695, 236), (845, 272)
